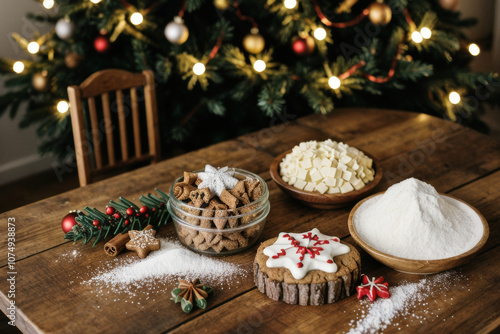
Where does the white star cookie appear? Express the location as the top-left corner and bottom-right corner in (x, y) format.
(197, 164), (239, 196)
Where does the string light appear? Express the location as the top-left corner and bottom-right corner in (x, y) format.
(283, 0), (297, 9)
(411, 31), (423, 43)
(468, 43), (480, 56)
(193, 62), (206, 75)
(313, 27), (327, 41)
(253, 60), (266, 72)
(130, 12), (144, 25)
(90, 0), (102, 3)
(12, 61), (24, 73)
(57, 100), (69, 113)
(27, 41), (40, 54)
(42, 0), (54, 9)
(420, 27), (431, 39)
(328, 76), (341, 89)
(449, 91), (460, 105)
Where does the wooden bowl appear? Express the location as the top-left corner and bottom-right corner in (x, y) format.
(269, 150), (383, 209)
(348, 192), (490, 275)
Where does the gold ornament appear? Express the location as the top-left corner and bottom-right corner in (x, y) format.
(438, 0), (459, 11)
(368, 2), (392, 25)
(164, 16), (189, 45)
(32, 71), (50, 92)
(243, 28), (265, 54)
(214, 0), (230, 10)
(64, 52), (83, 69)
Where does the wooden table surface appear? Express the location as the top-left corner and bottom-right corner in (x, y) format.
(1, 108), (499, 334)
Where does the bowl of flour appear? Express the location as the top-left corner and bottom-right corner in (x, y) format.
(348, 178), (489, 274)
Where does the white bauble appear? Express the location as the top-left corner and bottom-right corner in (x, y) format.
(164, 16), (189, 45)
(55, 18), (75, 40)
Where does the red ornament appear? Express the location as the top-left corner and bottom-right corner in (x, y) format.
(61, 212), (78, 233)
(106, 206), (115, 215)
(94, 36), (109, 53)
(92, 220), (101, 227)
(356, 275), (390, 302)
(140, 206), (149, 214)
(126, 207), (135, 216)
(113, 213), (121, 219)
(291, 35), (315, 56)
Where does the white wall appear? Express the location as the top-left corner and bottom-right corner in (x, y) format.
(0, 1), (57, 185)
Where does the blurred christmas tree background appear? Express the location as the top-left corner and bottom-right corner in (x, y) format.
(0, 0), (498, 161)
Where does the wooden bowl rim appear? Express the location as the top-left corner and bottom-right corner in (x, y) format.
(348, 192), (490, 267)
(269, 149), (383, 203)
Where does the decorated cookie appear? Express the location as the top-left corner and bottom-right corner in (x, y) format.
(254, 228), (361, 306)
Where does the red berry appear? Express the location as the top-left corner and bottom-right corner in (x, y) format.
(124, 220), (130, 226)
(152, 208), (156, 212)
(106, 207), (115, 215)
(92, 220), (100, 226)
(136, 213), (140, 217)
(113, 213), (121, 219)
(140, 206), (148, 214)
(126, 207), (135, 216)
(145, 214), (149, 218)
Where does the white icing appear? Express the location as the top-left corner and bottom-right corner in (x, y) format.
(197, 164), (239, 196)
(263, 228), (351, 280)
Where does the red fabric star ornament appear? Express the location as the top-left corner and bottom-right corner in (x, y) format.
(356, 275), (390, 302)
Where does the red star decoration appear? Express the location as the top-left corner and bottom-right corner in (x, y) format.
(356, 275), (390, 302)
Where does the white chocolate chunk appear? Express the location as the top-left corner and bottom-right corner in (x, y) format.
(297, 169), (308, 181)
(312, 157), (322, 168)
(327, 187), (340, 194)
(294, 179), (307, 190)
(315, 182), (328, 194)
(310, 170), (322, 183)
(321, 158), (332, 167)
(304, 182), (315, 192)
(324, 177), (337, 187)
(300, 159), (312, 169)
(340, 182), (354, 193)
(352, 179), (365, 190)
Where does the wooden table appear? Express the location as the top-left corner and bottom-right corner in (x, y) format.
(1, 108), (499, 333)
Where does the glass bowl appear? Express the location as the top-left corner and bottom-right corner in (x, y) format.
(168, 168), (270, 255)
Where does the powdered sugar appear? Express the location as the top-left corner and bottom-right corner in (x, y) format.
(354, 178), (483, 260)
(348, 272), (465, 333)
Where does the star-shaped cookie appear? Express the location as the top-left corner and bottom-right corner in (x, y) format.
(197, 164), (238, 196)
(126, 227), (160, 258)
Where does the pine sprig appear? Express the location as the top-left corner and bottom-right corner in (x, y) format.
(64, 188), (170, 246)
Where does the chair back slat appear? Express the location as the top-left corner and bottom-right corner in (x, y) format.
(130, 87), (142, 157)
(87, 96), (103, 169)
(68, 69), (160, 186)
(115, 90), (129, 161)
(101, 92), (116, 166)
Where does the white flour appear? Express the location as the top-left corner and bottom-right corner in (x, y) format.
(354, 178), (483, 260)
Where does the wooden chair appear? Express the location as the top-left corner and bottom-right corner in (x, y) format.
(67, 69), (160, 187)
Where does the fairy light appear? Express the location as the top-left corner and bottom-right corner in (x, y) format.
(283, 0), (297, 9)
(469, 43), (480, 56)
(90, 0), (102, 3)
(449, 91), (461, 105)
(57, 100), (69, 113)
(130, 12), (143, 25)
(12, 61), (24, 73)
(42, 0), (54, 9)
(253, 60), (266, 72)
(27, 41), (40, 54)
(328, 76), (341, 89)
(420, 27), (431, 39)
(193, 62), (206, 75)
(313, 27), (327, 41)
(411, 31), (423, 43)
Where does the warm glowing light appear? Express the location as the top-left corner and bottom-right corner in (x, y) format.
(43, 0), (54, 9)
(313, 28), (327, 41)
(193, 62), (206, 75)
(328, 76), (341, 89)
(253, 60), (266, 72)
(27, 41), (40, 54)
(469, 43), (480, 56)
(411, 31), (423, 43)
(420, 27), (431, 39)
(13, 61), (24, 73)
(90, 0), (102, 3)
(130, 12), (143, 25)
(283, 0), (297, 9)
(57, 100), (69, 113)
(449, 91), (460, 105)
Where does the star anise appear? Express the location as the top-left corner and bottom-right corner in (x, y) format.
(171, 279), (213, 313)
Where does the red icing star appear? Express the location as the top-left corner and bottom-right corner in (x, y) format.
(356, 275), (390, 302)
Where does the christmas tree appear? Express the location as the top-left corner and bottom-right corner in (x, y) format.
(0, 0), (498, 161)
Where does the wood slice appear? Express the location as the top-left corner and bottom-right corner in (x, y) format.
(253, 238), (362, 306)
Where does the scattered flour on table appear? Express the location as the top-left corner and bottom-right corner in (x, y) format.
(83, 238), (246, 296)
(354, 178), (483, 260)
(347, 272), (466, 334)
(55, 249), (81, 263)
